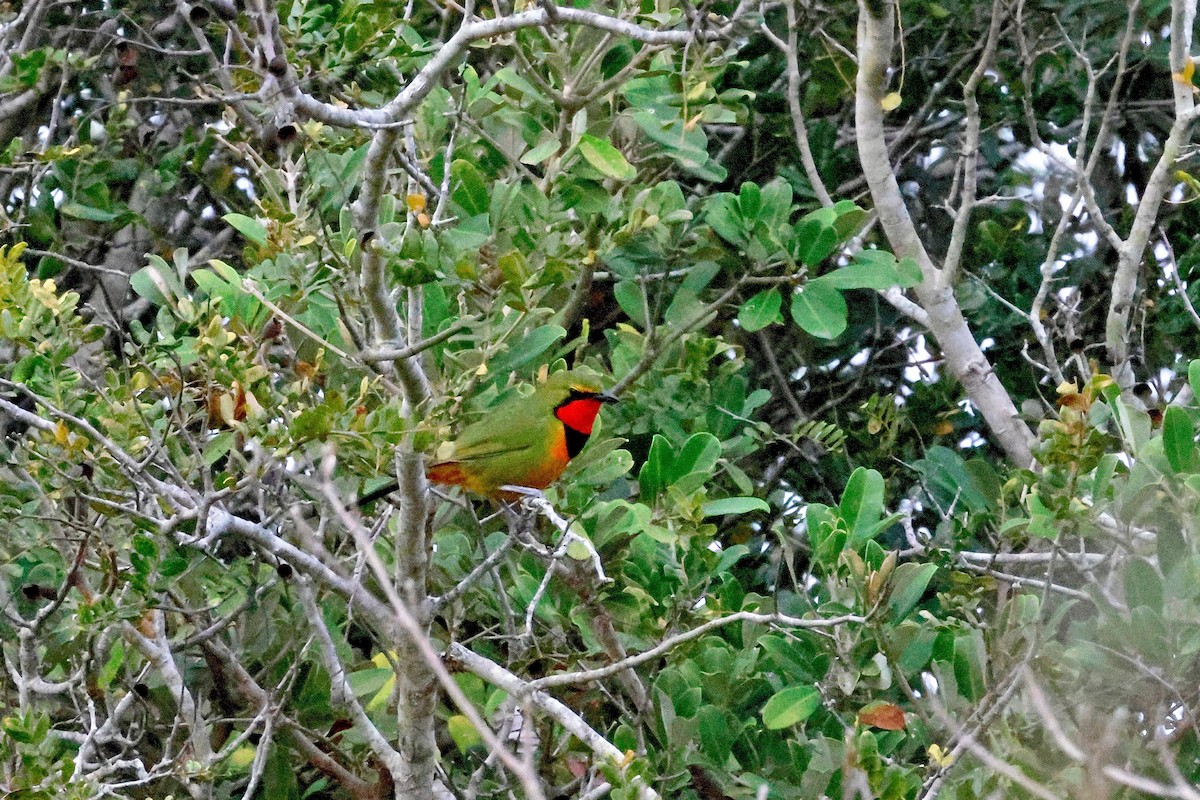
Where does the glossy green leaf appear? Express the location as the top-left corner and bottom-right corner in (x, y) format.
(520, 138), (560, 166)
(840, 467), (885, 546)
(1162, 406), (1194, 473)
(953, 632), (987, 702)
(821, 250), (902, 290)
(612, 280), (648, 327)
(158, 556), (189, 578)
(715, 543), (750, 573)
(222, 212), (268, 246)
(737, 288), (783, 332)
(705, 193), (747, 246)
(670, 432), (721, 483)
(486, 325), (565, 377)
(346, 667), (392, 698)
(758, 178), (794, 228)
(638, 434), (674, 499)
(790, 279), (847, 339)
(698, 705), (733, 763)
(263, 746), (300, 800)
(738, 181), (762, 220)
(129, 265), (171, 306)
(888, 563), (938, 620)
(913, 446), (991, 514)
(702, 496), (769, 516)
(1102, 384), (1151, 455)
(796, 222), (840, 267)
(577, 134), (637, 181)
(451, 160), (490, 216)
(97, 641), (125, 690)
(761, 685), (821, 729)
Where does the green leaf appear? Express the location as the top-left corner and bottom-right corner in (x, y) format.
(831, 200), (868, 239)
(1189, 359), (1200, 400)
(638, 434), (674, 499)
(1025, 494), (1055, 539)
(761, 685), (821, 729)
(888, 563), (938, 620)
(61, 202), (119, 222)
(953, 632), (987, 702)
(204, 431), (235, 466)
(346, 667), (393, 698)
(493, 67), (545, 100)
(1102, 384), (1151, 455)
(132, 533), (158, 559)
(913, 446), (992, 514)
(698, 704), (733, 763)
(1124, 558), (1163, 613)
(222, 213), (269, 246)
(840, 467), (885, 546)
(897, 256), (923, 287)
(702, 497), (769, 516)
(600, 43), (634, 78)
(448, 714), (483, 752)
(208, 258), (240, 283)
(790, 279), (847, 339)
(451, 160), (490, 216)
(670, 432), (721, 483)
(520, 138), (560, 166)
(159, 556), (189, 578)
(11, 354), (45, 384)
(97, 641), (125, 690)
(1162, 406), (1194, 473)
(1157, 520), (1187, 576)
(486, 325), (566, 377)
(821, 250), (902, 290)
(758, 178), (794, 228)
(705, 193), (747, 246)
(263, 746), (300, 800)
(576, 134), (636, 181)
(737, 288), (783, 332)
(715, 543), (750, 573)
(738, 182), (762, 220)
(895, 625), (937, 673)
(1092, 452), (1119, 502)
(795, 217), (840, 266)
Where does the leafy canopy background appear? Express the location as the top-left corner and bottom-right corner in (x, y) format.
(3, 0), (1200, 799)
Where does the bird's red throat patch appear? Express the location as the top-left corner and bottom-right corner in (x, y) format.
(555, 398), (603, 434)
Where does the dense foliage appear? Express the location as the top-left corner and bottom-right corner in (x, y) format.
(4, 0), (1200, 799)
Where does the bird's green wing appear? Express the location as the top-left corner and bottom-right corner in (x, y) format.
(446, 401), (544, 462)
(447, 438), (536, 463)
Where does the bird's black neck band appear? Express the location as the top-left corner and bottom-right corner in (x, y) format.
(563, 424), (590, 458)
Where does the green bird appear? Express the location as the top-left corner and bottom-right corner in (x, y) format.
(359, 369), (617, 504)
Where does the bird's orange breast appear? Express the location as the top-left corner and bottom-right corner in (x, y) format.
(513, 422), (571, 490)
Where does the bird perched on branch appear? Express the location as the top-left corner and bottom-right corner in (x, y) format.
(359, 369), (617, 505)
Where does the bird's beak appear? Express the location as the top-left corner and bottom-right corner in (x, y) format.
(597, 392), (619, 404)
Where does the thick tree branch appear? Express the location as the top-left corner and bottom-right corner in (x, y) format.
(854, 0), (1035, 467)
(1106, 0), (1199, 385)
(279, 9), (701, 131)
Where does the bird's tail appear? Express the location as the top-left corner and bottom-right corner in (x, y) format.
(356, 479), (399, 508)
